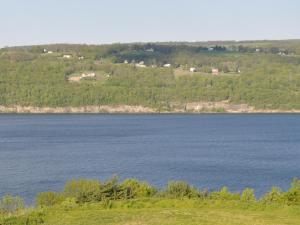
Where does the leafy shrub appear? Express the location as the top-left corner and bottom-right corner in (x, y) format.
(165, 181), (194, 198)
(0, 211), (45, 225)
(121, 179), (157, 198)
(64, 179), (101, 198)
(60, 198), (77, 211)
(283, 179), (300, 205)
(260, 187), (283, 204)
(65, 177), (126, 204)
(0, 195), (24, 214)
(36, 192), (64, 207)
(211, 187), (240, 201)
(98, 176), (124, 201)
(241, 188), (256, 203)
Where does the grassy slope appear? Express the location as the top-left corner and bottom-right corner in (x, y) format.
(41, 199), (300, 225)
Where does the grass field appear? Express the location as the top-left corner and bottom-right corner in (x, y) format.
(19, 199), (300, 225)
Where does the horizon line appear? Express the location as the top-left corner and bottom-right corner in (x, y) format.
(2, 38), (300, 49)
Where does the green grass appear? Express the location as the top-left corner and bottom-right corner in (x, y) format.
(2, 178), (300, 224)
(25, 199), (300, 225)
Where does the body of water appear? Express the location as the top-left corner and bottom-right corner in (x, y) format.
(0, 114), (300, 203)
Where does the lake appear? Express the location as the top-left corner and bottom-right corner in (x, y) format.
(0, 114), (300, 203)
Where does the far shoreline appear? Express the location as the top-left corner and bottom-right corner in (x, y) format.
(1, 104), (300, 114)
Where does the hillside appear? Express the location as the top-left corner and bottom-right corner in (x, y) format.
(1, 40), (300, 113)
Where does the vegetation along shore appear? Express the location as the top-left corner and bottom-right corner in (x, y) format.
(1, 177), (300, 225)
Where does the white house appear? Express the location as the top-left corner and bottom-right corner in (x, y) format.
(190, 67), (197, 72)
(212, 68), (219, 75)
(78, 56), (84, 60)
(68, 76), (81, 82)
(136, 64), (146, 68)
(81, 72), (96, 78)
(146, 48), (154, 52)
(47, 51), (53, 54)
(63, 55), (72, 59)
(136, 61), (146, 68)
(163, 64), (171, 68)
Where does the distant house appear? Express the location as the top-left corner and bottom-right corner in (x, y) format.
(63, 55), (72, 59)
(68, 72), (96, 83)
(124, 60), (129, 64)
(78, 56), (84, 60)
(68, 76), (81, 82)
(163, 64), (171, 68)
(256, 48), (261, 52)
(190, 67), (197, 73)
(212, 68), (219, 75)
(43, 49), (53, 54)
(136, 64), (146, 68)
(278, 52), (286, 56)
(146, 48), (154, 52)
(136, 61), (146, 68)
(81, 72), (96, 78)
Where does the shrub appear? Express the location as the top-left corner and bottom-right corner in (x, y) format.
(211, 187), (240, 201)
(36, 192), (65, 207)
(60, 198), (77, 211)
(98, 176), (123, 201)
(121, 179), (157, 198)
(0, 195), (24, 214)
(165, 181), (193, 198)
(65, 177), (125, 204)
(0, 211), (45, 225)
(241, 188), (256, 203)
(64, 179), (101, 198)
(283, 179), (300, 205)
(261, 187), (283, 204)
(291, 178), (300, 190)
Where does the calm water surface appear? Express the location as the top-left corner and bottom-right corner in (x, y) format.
(0, 114), (300, 203)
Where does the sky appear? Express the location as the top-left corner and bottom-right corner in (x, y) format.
(1, 0), (300, 47)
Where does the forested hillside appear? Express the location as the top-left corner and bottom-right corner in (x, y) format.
(1, 40), (300, 111)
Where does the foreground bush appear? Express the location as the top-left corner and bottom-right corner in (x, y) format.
(283, 179), (300, 205)
(164, 181), (202, 198)
(260, 187), (284, 205)
(36, 192), (65, 207)
(2, 176), (300, 220)
(0, 195), (24, 214)
(64, 179), (101, 198)
(0, 211), (44, 225)
(210, 187), (240, 201)
(58, 177), (157, 204)
(241, 188), (256, 203)
(121, 179), (157, 198)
